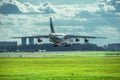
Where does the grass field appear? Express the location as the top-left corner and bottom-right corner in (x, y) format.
(0, 51), (120, 80)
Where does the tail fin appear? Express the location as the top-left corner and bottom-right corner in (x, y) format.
(50, 17), (55, 33)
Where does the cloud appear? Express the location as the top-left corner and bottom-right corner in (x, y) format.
(0, 0), (120, 45)
(0, 0), (58, 14)
(56, 26), (85, 33)
(94, 26), (120, 39)
(75, 0), (120, 18)
(38, 2), (58, 14)
(92, 26), (120, 45)
(100, 0), (120, 12)
(98, 3), (116, 12)
(55, 4), (80, 17)
(0, 0), (120, 18)
(0, 0), (23, 14)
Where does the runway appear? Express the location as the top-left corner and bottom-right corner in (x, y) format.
(0, 51), (119, 57)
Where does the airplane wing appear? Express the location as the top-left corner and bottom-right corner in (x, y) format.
(65, 35), (107, 39)
(12, 35), (49, 38)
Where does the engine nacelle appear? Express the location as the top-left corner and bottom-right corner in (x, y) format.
(84, 39), (89, 43)
(75, 38), (80, 42)
(37, 38), (42, 42)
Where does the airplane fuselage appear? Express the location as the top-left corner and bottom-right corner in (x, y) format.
(49, 33), (73, 46)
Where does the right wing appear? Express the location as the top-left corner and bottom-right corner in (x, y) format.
(65, 35), (107, 39)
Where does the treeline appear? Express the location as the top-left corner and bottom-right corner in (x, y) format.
(1, 43), (120, 52)
(17, 43), (104, 52)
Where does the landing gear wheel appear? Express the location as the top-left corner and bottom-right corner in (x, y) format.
(54, 45), (59, 47)
(65, 45), (71, 47)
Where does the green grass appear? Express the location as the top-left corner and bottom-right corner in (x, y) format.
(0, 52), (120, 80)
(0, 51), (120, 57)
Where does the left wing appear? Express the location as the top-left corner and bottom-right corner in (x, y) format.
(11, 35), (49, 38)
(65, 35), (107, 39)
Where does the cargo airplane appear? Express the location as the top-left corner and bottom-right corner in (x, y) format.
(13, 17), (106, 47)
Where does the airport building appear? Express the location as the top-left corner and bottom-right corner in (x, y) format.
(21, 38), (27, 45)
(0, 41), (17, 52)
(107, 43), (120, 51)
(29, 38), (34, 45)
(21, 38), (34, 45)
(0, 41), (17, 47)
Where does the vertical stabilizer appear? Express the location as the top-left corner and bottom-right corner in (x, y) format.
(50, 17), (55, 33)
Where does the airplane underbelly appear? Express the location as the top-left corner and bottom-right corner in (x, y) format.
(50, 38), (61, 45)
(50, 37), (73, 46)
